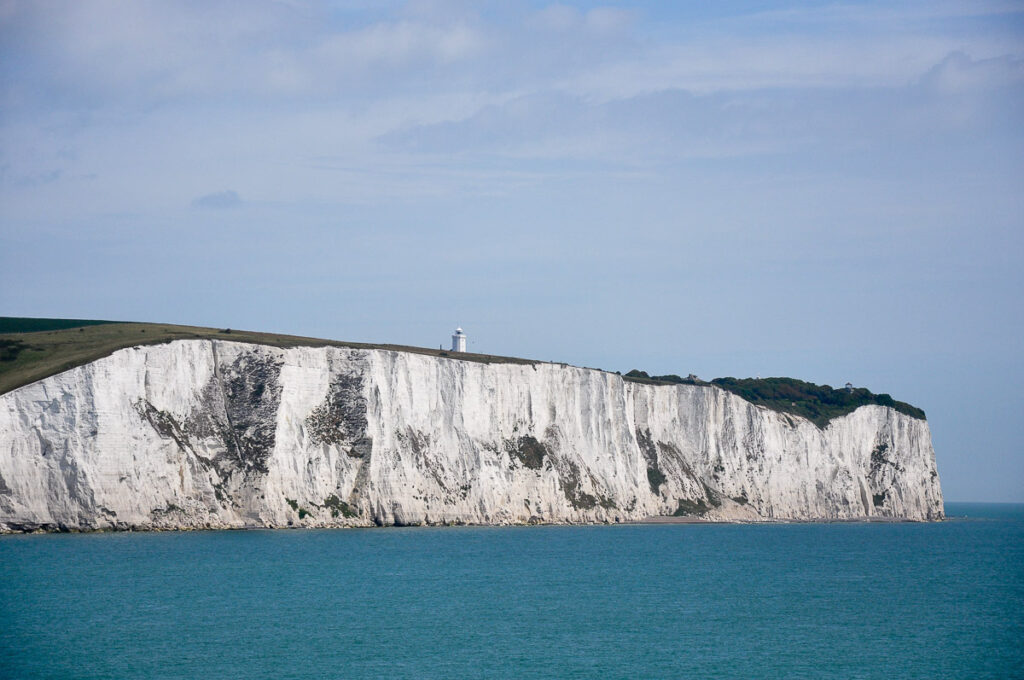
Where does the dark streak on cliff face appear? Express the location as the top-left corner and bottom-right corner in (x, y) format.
(558, 459), (617, 511)
(178, 348), (284, 475)
(399, 427), (453, 498)
(218, 351), (283, 473)
(636, 428), (667, 494)
(306, 372), (371, 458)
(0, 472), (12, 514)
(134, 400), (195, 455)
(870, 442), (891, 473)
(506, 435), (548, 470)
(868, 440), (905, 513)
(649, 439), (721, 515)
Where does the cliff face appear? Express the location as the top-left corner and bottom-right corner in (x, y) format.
(0, 340), (943, 531)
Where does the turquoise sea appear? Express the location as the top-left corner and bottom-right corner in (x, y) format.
(1, 503), (1022, 679)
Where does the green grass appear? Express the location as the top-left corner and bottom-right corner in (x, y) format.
(0, 318), (927, 430)
(0, 317), (539, 396)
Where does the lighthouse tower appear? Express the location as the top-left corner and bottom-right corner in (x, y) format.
(451, 327), (466, 352)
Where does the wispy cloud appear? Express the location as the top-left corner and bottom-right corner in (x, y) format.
(0, 0), (1021, 208)
(919, 51), (1024, 93)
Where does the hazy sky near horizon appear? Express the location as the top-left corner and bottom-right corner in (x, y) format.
(1, 1), (1022, 501)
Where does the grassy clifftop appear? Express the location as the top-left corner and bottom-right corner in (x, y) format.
(0, 318), (927, 429)
(0, 318), (536, 396)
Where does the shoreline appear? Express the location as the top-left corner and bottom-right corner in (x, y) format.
(633, 515), (926, 525)
(0, 514), (943, 535)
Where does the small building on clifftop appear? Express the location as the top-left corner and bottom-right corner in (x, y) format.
(451, 327), (466, 352)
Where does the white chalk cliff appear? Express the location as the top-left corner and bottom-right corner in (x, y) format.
(0, 340), (943, 531)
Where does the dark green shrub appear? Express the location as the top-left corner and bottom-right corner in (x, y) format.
(0, 339), (28, 362)
(672, 498), (712, 516)
(625, 371), (926, 427)
(323, 494), (356, 518)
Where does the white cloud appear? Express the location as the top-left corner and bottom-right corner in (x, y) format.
(3, 0), (1013, 115)
(558, 33), (1005, 101)
(0, 0), (1021, 213)
(0, 0), (488, 105)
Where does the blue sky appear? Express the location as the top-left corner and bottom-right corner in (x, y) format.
(1, 1), (1022, 501)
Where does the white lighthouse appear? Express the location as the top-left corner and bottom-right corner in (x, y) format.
(451, 327), (466, 352)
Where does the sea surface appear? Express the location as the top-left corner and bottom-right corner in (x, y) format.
(1, 502), (1022, 679)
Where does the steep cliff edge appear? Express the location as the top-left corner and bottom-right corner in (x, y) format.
(0, 340), (943, 531)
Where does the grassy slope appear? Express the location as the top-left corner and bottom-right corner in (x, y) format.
(0, 318), (536, 396)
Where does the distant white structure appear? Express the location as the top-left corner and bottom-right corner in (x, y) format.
(451, 327), (466, 352)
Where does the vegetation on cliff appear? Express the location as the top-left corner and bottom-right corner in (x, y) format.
(623, 370), (925, 427)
